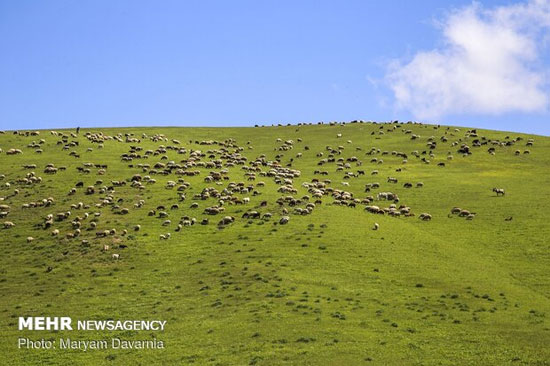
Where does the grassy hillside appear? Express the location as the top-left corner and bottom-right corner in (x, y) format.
(0, 122), (549, 365)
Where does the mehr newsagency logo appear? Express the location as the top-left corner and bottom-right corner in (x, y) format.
(17, 317), (166, 351)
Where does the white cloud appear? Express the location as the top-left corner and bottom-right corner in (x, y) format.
(387, 0), (550, 120)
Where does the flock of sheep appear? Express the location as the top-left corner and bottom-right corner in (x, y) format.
(0, 122), (533, 262)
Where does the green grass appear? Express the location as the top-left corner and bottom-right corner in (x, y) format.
(0, 122), (549, 365)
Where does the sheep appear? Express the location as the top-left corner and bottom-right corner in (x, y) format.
(450, 207), (462, 214)
(27, 236), (34, 243)
(134, 224), (141, 231)
(373, 223), (379, 230)
(493, 188), (505, 196)
(419, 213), (432, 221)
(51, 229), (60, 236)
(95, 230), (107, 237)
(218, 216), (235, 226)
(3, 221), (15, 229)
(279, 216), (290, 225)
(112, 253), (120, 260)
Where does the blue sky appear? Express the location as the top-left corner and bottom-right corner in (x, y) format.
(1, 0), (549, 135)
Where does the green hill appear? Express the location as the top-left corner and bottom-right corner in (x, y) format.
(0, 122), (549, 365)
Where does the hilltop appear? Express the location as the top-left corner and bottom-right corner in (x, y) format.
(0, 122), (549, 365)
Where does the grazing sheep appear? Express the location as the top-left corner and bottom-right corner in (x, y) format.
(450, 207), (462, 214)
(373, 223), (379, 230)
(3, 221), (15, 229)
(279, 216), (290, 225)
(51, 229), (60, 236)
(419, 213), (432, 221)
(217, 216), (235, 226)
(493, 188), (505, 196)
(112, 253), (120, 260)
(26, 236), (34, 243)
(134, 224), (141, 231)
